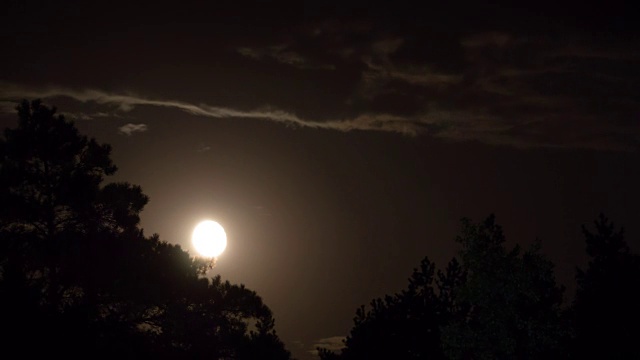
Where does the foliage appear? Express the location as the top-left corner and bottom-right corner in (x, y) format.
(571, 214), (640, 359)
(317, 254), (467, 358)
(320, 215), (566, 360)
(441, 215), (566, 359)
(330, 257), (463, 360)
(0, 100), (291, 359)
(323, 211), (640, 360)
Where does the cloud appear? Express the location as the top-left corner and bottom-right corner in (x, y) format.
(196, 144), (211, 152)
(0, 101), (18, 114)
(309, 336), (346, 356)
(0, 83), (421, 135)
(372, 37), (404, 56)
(361, 59), (463, 88)
(237, 44), (336, 70)
(3, 6), (635, 152)
(119, 123), (148, 136)
(63, 111), (122, 120)
(237, 47), (262, 59)
(61, 112), (94, 120)
(1, 78), (638, 151)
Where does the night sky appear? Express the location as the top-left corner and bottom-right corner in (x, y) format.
(2, 1), (639, 358)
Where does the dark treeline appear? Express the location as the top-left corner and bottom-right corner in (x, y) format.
(0, 101), (291, 359)
(319, 216), (640, 359)
(2, 101), (640, 359)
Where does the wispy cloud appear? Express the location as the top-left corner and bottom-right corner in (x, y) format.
(1, 81), (638, 151)
(61, 111), (123, 120)
(118, 123), (148, 136)
(196, 144), (211, 152)
(237, 45), (336, 70)
(309, 336), (346, 356)
(361, 59), (463, 88)
(0, 83), (421, 135)
(0, 101), (18, 114)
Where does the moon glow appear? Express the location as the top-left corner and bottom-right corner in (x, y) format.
(192, 220), (227, 258)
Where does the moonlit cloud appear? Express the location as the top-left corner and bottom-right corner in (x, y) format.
(1, 79), (638, 150)
(61, 112), (94, 120)
(5, 22), (627, 151)
(361, 59), (463, 87)
(237, 47), (262, 59)
(118, 123), (148, 136)
(196, 144), (211, 152)
(309, 336), (345, 356)
(0, 101), (18, 114)
(237, 45), (336, 70)
(0, 83), (421, 135)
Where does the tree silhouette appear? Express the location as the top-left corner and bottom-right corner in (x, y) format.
(0, 100), (291, 359)
(441, 215), (565, 359)
(319, 257), (462, 360)
(320, 215), (565, 359)
(570, 214), (640, 359)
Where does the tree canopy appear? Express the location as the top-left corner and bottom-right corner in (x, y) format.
(0, 100), (291, 359)
(321, 215), (640, 359)
(571, 214), (640, 359)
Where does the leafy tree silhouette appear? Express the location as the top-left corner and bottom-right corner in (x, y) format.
(0, 100), (291, 359)
(332, 256), (463, 360)
(441, 215), (566, 359)
(570, 214), (640, 359)
(317, 257), (463, 360)
(320, 215), (565, 359)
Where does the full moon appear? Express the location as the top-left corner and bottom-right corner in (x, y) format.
(192, 220), (227, 258)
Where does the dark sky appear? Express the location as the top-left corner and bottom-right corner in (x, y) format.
(2, 1), (639, 358)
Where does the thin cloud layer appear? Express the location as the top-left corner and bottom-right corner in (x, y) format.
(238, 45), (335, 70)
(1, 3), (639, 153)
(119, 123), (148, 136)
(229, 24), (640, 151)
(0, 84), (424, 135)
(1, 81), (638, 150)
(309, 336), (345, 356)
